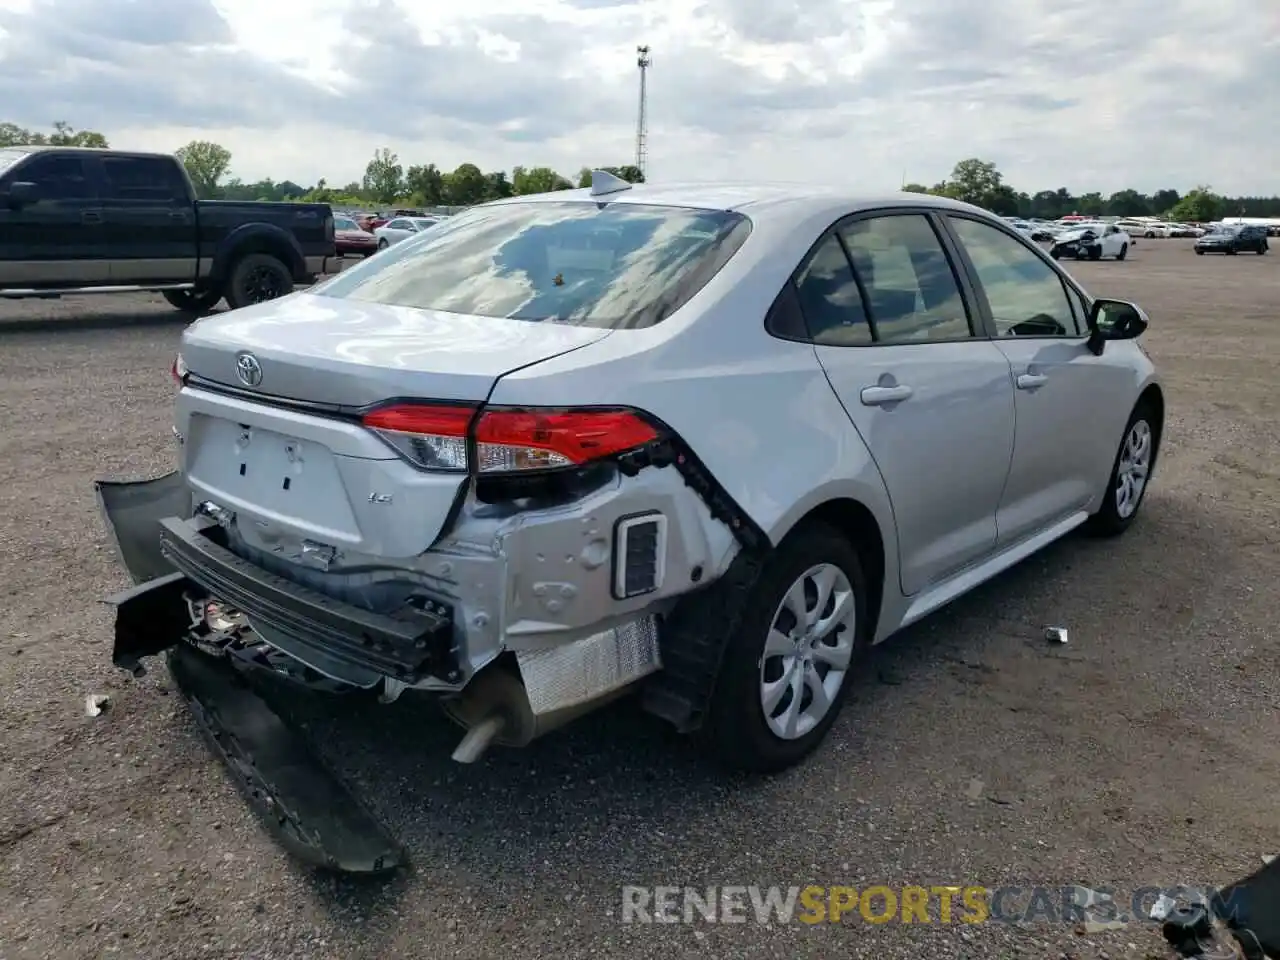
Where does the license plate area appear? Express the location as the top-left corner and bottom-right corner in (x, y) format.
(186, 415), (361, 543)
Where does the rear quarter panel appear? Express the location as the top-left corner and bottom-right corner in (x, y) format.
(196, 201), (333, 260)
(485, 212), (901, 599)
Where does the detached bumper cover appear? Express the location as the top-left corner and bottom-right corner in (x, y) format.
(157, 516), (459, 684)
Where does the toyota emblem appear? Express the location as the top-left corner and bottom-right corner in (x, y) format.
(235, 352), (263, 387)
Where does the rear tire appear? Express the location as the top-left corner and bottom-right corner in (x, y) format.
(1257, 244), (1268, 255)
(1085, 400), (1159, 538)
(224, 253), (294, 310)
(1116, 243), (1128, 261)
(1226, 248), (1238, 256)
(701, 522), (869, 774)
(162, 288), (223, 315)
(1195, 248), (1204, 255)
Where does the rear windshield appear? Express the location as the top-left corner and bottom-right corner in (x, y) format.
(334, 216), (359, 230)
(312, 200), (752, 329)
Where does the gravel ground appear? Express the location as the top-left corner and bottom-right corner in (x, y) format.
(1, 240), (1277, 960)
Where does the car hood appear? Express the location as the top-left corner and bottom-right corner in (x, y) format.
(1054, 228), (1097, 242)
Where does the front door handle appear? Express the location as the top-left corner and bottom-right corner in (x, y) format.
(1016, 373), (1048, 390)
(860, 384), (913, 406)
(80, 210), (103, 224)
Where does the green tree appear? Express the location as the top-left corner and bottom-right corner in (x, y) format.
(1151, 189), (1181, 215)
(175, 140), (232, 198)
(902, 182), (933, 194)
(363, 148), (404, 204)
(1106, 189), (1150, 217)
(576, 165), (646, 187)
(512, 166), (572, 195)
(405, 163), (445, 206)
(0, 120), (109, 148)
(1076, 192), (1104, 215)
(483, 170), (512, 201)
(444, 162), (488, 205)
(942, 158), (1004, 208)
(1169, 186), (1221, 223)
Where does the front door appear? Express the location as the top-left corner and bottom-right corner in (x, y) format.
(0, 152), (107, 287)
(97, 154), (198, 284)
(803, 212), (1017, 597)
(942, 214), (1137, 545)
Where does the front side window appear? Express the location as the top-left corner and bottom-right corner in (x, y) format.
(314, 200), (752, 330)
(0, 148), (32, 178)
(387, 219), (410, 230)
(14, 155), (95, 200)
(839, 214), (974, 343)
(949, 216), (1080, 338)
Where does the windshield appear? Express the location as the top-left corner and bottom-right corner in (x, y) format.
(0, 148), (31, 177)
(313, 201), (753, 330)
(1208, 224), (1239, 235)
(333, 217), (359, 231)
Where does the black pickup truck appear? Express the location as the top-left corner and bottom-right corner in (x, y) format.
(0, 146), (335, 313)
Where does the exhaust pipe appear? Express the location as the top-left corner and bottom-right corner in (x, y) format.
(441, 663), (633, 763)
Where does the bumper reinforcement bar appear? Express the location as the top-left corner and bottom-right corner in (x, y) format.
(157, 517), (457, 683)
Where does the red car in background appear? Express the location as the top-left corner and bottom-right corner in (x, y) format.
(333, 215), (378, 257)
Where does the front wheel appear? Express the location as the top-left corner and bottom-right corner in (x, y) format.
(377, 238), (389, 250)
(701, 522), (868, 774)
(225, 253), (294, 310)
(1195, 248), (1205, 255)
(1086, 401), (1158, 538)
(162, 288), (223, 315)
(1087, 246), (1102, 261)
(1226, 248), (1238, 256)
(1257, 244), (1268, 255)
(1116, 243), (1128, 261)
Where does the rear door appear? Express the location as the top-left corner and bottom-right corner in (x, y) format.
(941, 213), (1137, 543)
(0, 152), (107, 287)
(98, 154), (199, 283)
(805, 210), (1017, 597)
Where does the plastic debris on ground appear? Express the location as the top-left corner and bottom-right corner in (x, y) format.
(84, 694), (110, 717)
(1044, 626), (1069, 644)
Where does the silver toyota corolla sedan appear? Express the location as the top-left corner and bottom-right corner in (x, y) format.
(100, 171), (1163, 786)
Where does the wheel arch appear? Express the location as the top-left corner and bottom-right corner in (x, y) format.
(1137, 381), (1165, 450)
(781, 497), (888, 643)
(210, 224), (306, 286)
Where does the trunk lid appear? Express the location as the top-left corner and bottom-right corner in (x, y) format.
(180, 292), (613, 408)
(175, 294), (613, 559)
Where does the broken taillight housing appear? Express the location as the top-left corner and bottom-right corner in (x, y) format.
(171, 353), (188, 385)
(360, 403), (661, 474)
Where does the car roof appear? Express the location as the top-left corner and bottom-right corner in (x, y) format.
(482, 181), (995, 227)
(7, 145), (173, 160)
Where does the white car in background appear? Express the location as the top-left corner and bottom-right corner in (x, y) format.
(374, 216), (441, 250)
(1049, 221), (1131, 261)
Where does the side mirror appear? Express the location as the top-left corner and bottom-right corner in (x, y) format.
(1086, 298), (1149, 355)
(4, 181), (38, 209)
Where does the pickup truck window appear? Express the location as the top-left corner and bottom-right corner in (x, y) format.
(0, 148), (31, 177)
(101, 156), (187, 202)
(14, 155), (96, 200)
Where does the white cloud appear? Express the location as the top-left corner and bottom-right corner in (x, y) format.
(0, 0), (1275, 195)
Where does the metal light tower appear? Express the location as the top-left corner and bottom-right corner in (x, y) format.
(635, 45), (651, 178)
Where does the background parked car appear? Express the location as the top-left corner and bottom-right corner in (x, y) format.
(1116, 220), (1165, 238)
(1050, 222), (1131, 261)
(373, 216), (440, 249)
(333, 215), (378, 258)
(1194, 224), (1269, 255)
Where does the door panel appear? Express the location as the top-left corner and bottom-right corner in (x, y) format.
(944, 214), (1128, 544)
(98, 155), (198, 283)
(0, 153), (107, 286)
(796, 214), (1017, 597)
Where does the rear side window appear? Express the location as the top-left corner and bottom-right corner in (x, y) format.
(316, 201), (752, 330)
(839, 214), (974, 343)
(101, 156), (187, 202)
(794, 235), (871, 345)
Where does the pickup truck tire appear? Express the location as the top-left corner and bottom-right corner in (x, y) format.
(225, 253), (294, 310)
(163, 289), (224, 315)
(700, 521), (869, 774)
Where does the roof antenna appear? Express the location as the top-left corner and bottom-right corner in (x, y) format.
(590, 169), (632, 198)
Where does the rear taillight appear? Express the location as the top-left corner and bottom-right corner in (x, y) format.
(360, 403), (661, 474)
(171, 353), (187, 385)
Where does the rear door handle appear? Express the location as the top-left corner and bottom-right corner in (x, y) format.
(1016, 373), (1048, 390)
(169, 210), (189, 220)
(80, 210), (103, 224)
(860, 384), (913, 406)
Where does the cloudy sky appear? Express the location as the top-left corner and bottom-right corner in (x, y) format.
(0, 0), (1275, 195)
